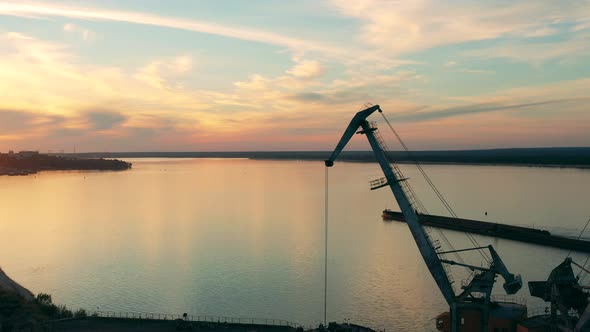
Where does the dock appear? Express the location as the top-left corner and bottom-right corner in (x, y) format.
(382, 210), (590, 253)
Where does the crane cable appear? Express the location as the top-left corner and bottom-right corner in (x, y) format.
(568, 216), (590, 259)
(375, 129), (466, 267)
(380, 111), (490, 262)
(362, 104), (472, 278)
(324, 165), (329, 326)
(379, 112), (492, 264)
(571, 216), (590, 281)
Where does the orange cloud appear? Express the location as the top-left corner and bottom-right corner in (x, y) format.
(0, 29), (588, 152)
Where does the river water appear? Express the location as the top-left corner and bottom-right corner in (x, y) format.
(1, 158), (589, 331)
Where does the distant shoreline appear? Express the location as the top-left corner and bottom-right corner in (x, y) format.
(0, 152), (132, 176)
(54, 147), (590, 169)
(376, 160), (590, 169)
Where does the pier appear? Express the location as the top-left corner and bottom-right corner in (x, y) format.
(382, 210), (590, 253)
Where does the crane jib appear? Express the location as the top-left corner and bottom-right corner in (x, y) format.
(324, 104), (381, 167)
(325, 105), (456, 305)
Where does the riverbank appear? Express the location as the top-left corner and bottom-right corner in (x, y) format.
(0, 152), (131, 176)
(0, 167), (36, 176)
(45, 316), (301, 332)
(45, 314), (376, 332)
(0, 267), (302, 332)
(0, 267), (375, 332)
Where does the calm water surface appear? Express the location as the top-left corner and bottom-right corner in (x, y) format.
(1, 158), (589, 331)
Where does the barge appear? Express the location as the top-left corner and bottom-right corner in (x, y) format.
(382, 209), (590, 253)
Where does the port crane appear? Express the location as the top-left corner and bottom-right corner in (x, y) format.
(528, 257), (590, 331)
(325, 105), (523, 332)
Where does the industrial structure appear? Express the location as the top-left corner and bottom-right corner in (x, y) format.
(524, 258), (590, 331)
(325, 105), (526, 332)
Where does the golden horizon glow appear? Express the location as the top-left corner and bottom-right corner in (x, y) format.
(1, 1), (589, 151)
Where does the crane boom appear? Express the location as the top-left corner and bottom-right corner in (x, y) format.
(488, 246), (522, 294)
(325, 105), (455, 304)
(325, 105), (381, 167)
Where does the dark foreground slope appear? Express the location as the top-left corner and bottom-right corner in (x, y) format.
(0, 269), (85, 331)
(0, 268), (33, 301)
(67, 147), (590, 168)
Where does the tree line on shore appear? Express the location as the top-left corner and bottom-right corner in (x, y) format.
(0, 153), (131, 176)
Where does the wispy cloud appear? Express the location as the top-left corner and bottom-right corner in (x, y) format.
(0, 2), (343, 55)
(0, 109), (51, 132)
(85, 111), (127, 130)
(459, 68), (495, 75)
(464, 34), (590, 64)
(63, 22), (95, 41)
(444, 61), (457, 68)
(389, 100), (565, 122)
(572, 19), (590, 32)
(328, 0), (590, 56)
(135, 55), (194, 89)
(286, 56), (324, 79)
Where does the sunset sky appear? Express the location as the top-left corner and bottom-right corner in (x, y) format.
(1, 0), (589, 152)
